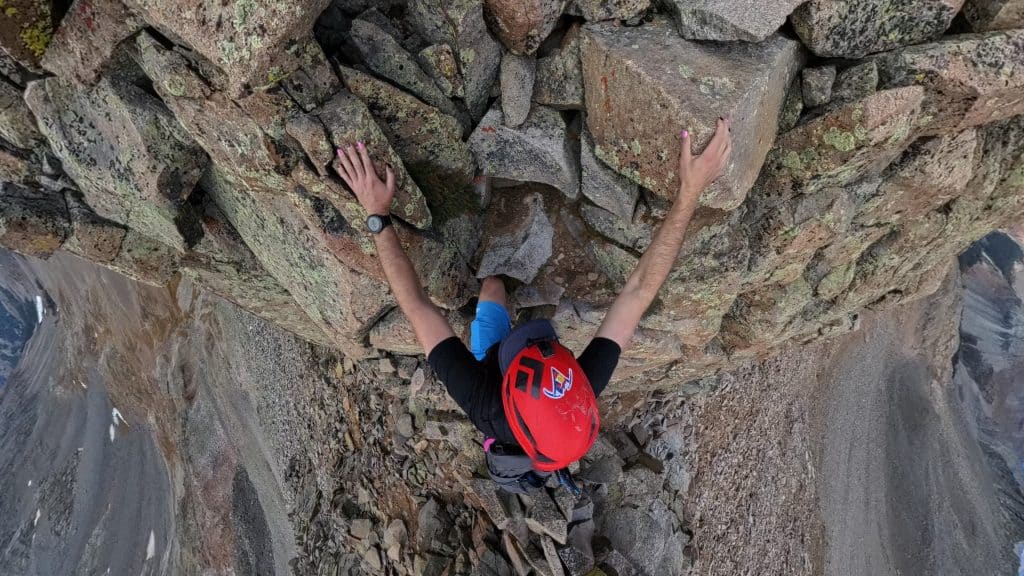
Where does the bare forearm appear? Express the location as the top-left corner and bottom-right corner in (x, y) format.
(625, 190), (699, 301)
(372, 227), (455, 354)
(373, 227), (429, 310)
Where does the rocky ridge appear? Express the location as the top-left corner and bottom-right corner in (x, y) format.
(0, 1), (1022, 396)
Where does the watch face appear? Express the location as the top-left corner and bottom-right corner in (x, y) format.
(367, 215), (384, 233)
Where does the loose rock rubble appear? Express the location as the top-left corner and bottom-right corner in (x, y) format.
(0, 1), (1022, 571)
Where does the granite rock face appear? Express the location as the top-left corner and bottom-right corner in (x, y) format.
(122, 0), (332, 95)
(0, 183), (69, 257)
(581, 19), (803, 209)
(791, 0), (966, 58)
(0, 0), (1022, 393)
(660, 0), (805, 42)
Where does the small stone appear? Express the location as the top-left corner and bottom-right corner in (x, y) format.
(579, 203), (650, 252)
(469, 104), (580, 198)
(553, 488), (575, 521)
(581, 455), (623, 485)
(540, 536), (566, 576)
(801, 65), (836, 108)
(513, 281), (565, 308)
(501, 53), (537, 128)
(0, 82), (41, 149)
(502, 531), (531, 576)
(660, 0), (805, 42)
(779, 77), (803, 133)
(603, 507), (668, 576)
(408, 0), (502, 118)
(350, 519), (373, 540)
(558, 543), (593, 576)
(349, 19), (458, 118)
(379, 358), (396, 373)
(601, 550), (636, 576)
(362, 546), (383, 571)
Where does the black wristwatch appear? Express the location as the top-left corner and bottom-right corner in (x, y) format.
(366, 214), (393, 234)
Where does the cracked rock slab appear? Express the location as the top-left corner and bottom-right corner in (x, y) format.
(476, 191), (554, 283)
(580, 129), (639, 220)
(408, 0), (502, 118)
(581, 19), (803, 209)
(469, 104), (580, 198)
(761, 87), (925, 200)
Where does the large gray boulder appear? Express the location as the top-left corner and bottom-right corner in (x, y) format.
(41, 0), (144, 85)
(0, 81), (42, 149)
(791, 0), (965, 58)
(339, 66), (477, 221)
(534, 24), (584, 110)
(469, 104), (580, 199)
(660, 0), (805, 42)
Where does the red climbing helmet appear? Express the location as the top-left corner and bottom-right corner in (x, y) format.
(499, 320), (600, 472)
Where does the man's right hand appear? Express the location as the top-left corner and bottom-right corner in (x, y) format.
(335, 142), (395, 215)
(678, 117), (732, 202)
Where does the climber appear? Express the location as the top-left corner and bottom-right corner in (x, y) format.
(334, 117), (732, 493)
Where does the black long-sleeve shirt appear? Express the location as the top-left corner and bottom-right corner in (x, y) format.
(427, 336), (621, 444)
